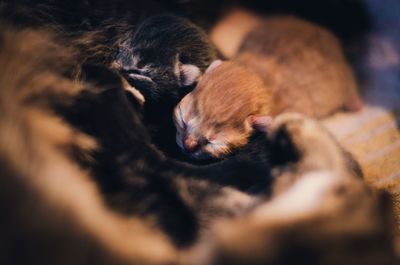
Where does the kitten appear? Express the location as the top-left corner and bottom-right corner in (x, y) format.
(113, 14), (219, 109)
(174, 16), (363, 160)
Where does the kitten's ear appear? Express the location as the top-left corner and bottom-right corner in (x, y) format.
(175, 54), (201, 87)
(246, 115), (273, 133)
(206, 60), (223, 73)
(180, 64), (201, 86)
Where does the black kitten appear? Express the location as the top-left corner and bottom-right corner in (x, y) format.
(114, 14), (219, 104)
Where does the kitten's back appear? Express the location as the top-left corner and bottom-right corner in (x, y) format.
(238, 16), (361, 118)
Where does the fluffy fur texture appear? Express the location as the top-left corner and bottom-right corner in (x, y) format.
(0, 25), (177, 265)
(174, 61), (273, 160)
(175, 16), (362, 160)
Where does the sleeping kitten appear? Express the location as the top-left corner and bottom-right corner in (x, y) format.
(174, 16), (363, 160)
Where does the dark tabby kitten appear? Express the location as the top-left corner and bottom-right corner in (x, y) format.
(114, 14), (219, 106)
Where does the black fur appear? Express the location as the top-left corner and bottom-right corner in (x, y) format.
(115, 14), (219, 103)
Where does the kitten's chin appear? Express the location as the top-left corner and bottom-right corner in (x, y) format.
(176, 133), (225, 161)
(187, 149), (225, 162)
(190, 151), (214, 161)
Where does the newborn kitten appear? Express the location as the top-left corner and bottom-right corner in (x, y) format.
(174, 16), (362, 160)
(174, 60), (273, 160)
(114, 14), (219, 108)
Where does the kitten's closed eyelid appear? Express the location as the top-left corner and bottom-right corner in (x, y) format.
(207, 134), (216, 142)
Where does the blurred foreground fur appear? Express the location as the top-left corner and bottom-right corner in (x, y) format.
(0, 25), (397, 265)
(0, 25), (176, 265)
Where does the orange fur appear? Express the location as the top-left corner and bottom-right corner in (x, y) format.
(238, 16), (362, 117)
(175, 16), (362, 159)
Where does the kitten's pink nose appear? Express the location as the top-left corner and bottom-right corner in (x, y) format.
(184, 137), (199, 152)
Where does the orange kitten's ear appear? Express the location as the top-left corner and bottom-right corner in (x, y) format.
(206, 60), (223, 73)
(247, 115), (273, 133)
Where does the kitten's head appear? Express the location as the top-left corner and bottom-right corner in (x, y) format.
(174, 60), (273, 160)
(113, 15), (218, 104)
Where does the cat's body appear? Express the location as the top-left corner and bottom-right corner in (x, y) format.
(174, 16), (362, 160)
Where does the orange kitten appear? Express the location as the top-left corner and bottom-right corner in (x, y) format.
(174, 60), (273, 159)
(174, 17), (362, 160)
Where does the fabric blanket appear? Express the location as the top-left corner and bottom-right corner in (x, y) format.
(322, 30), (400, 252)
(323, 106), (400, 225)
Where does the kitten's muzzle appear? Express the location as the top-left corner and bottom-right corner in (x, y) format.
(183, 137), (199, 153)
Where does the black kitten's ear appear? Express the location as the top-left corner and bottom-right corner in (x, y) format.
(174, 54), (201, 87)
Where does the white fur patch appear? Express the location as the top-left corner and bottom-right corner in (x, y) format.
(254, 170), (338, 221)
